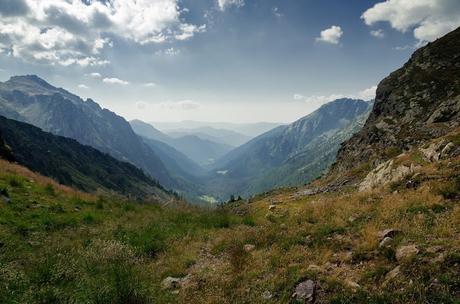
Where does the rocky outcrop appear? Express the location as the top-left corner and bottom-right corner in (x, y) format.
(359, 159), (419, 191)
(333, 27), (460, 175)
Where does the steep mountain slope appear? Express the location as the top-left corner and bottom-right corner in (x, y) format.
(0, 76), (174, 188)
(333, 26), (460, 175)
(130, 119), (233, 166)
(0, 116), (171, 199)
(166, 127), (251, 147)
(206, 99), (371, 198)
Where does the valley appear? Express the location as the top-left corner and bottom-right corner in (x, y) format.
(0, 2), (459, 303)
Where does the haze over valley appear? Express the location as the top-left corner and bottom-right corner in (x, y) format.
(1, 0), (460, 303)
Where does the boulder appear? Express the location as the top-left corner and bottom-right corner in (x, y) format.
(292, 279), (316, 302)
(396, 245), (419, 261)
(161, 277), (182, 290)
(377, 229), (402, 240)
(379, 237), (394, 248)
(268, 205), (276, 211)
(161, 274), (191, 290)
(359, 160), (419, 191)
(441, 142), (455, 159)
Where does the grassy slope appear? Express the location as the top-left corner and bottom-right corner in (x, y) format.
(1, 131), (459, 303)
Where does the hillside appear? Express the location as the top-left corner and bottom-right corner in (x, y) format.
(1, 127), (459, 304)
(0, 116), (171, 199)
(333, 26), (460, 176)
(0, 76), (173, 187)
(206, 99), (371, 199)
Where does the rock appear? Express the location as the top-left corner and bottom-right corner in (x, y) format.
(1, 195), (11, 204)
(292, 279), (316, 302)
(384, 266), (401, 284)
(307, 264), (322, 272)
(347, 216), (356, 223)
(379, 237), (394, 248)
(262, 290), (273, 300)
(396, 245), (419, 261)
(441, 142), (455, 159)
(420, 141), (451, 162)
(378, 229), (402, 240)
(268, 205), (276, 211)
(359, 160), (419, 191)
(161, 275), (191, 290)
(243, 244), (256, 252)
(161, 277), (182, 290)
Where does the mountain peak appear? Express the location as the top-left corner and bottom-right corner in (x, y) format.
(7, 75), (56, 90)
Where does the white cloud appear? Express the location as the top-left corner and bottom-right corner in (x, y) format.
(316, 25), (343, 45)
(157, 100), (201, 110)
(78, 84), (89, 89)
(362, 0), (460, 42)
(272, 7), (283, 18)
(88, 72), (102, 78)
(155, 47), (181, 56)
(357, 85), (377, 101)
(0, 0), (205, 66)
(144, 82), (157, 87)
(370, 29), (385, 38)
(294, 85), (377, 106)
(217, 0), (245, 11)
(103, 77), (129, 85)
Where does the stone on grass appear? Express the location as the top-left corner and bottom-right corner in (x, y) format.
(244, 244), (256, 252)
(292, 279), (315, 302)
(396, 245), (419, 261)
(379, 237), (394, 248)
(377, 229), (402, 240)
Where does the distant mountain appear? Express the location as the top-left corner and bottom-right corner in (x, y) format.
(152, 120), (283, 137)
(130, 120), (233, 166)
(166, 127), (251, 147)
(206, 99), (372, 199)
(0, 116), (171, 199)
(0, 75), (174, 188)
(333, 26), (460, 175)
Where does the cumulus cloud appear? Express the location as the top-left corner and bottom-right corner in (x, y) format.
(217, 0), (245, 11)
(143, 82), (157, 87)
(0, 0), (205, 66)
(357, 85), (378, 101)
(78, 84), (89, 89)
(316, 25), (343, 44)
(362, 0), (460, 42)
(370, 29), (385, 38)
(103, 77), (129, 85)
(158, 100), (201, 110)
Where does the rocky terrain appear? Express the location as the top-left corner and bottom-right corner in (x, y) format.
(333, 27), (460, 176)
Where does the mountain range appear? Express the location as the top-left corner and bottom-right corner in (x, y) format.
(0, 74), (378, 202)
(204, 98), (372, 199)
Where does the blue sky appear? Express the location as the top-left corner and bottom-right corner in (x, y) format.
(1, 0), (459, 123)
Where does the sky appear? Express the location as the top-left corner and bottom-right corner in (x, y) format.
(0, 0), (460, 124)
